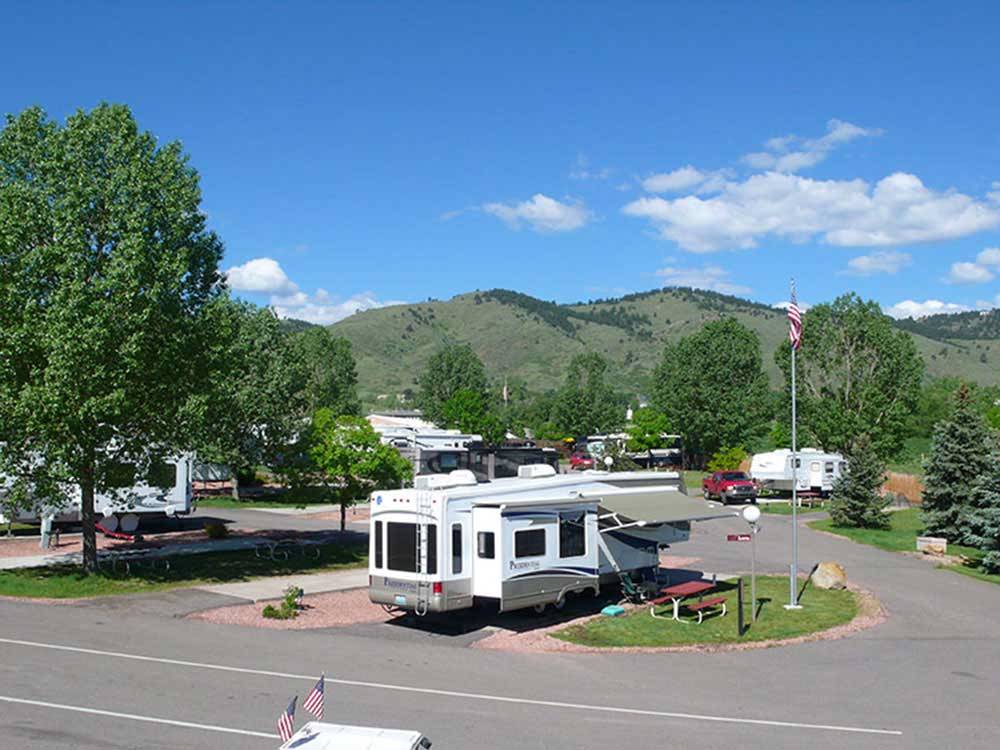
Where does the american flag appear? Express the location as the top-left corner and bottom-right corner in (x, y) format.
(278, 695), (296, 743)
(303, 674), (325, 720)
(787, 285), (803, 351)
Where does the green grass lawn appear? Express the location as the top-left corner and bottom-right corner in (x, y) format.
(552, 576), (858, 648)
(2, 522), (42, 537)
(0, 542), (367, 598)
(195, 495), (346, 509)
(810, 508), (1000, 585)
(760, 501), (828, 515)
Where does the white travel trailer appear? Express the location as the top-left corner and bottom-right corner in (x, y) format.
(279, 722), (432, 750)
(0, 454), (194, 532)
(749, 448), (847, 496)
(368, 465), (729, 615)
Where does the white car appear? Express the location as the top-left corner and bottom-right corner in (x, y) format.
(280, 722), (432, 750)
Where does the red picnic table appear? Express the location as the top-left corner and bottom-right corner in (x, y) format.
(649, 580), (727, 623)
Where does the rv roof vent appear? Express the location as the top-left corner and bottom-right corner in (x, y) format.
(517, 464), (557, 479)
(413, 470), (479, 490)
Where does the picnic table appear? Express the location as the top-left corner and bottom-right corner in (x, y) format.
(649, 580), (727, 623)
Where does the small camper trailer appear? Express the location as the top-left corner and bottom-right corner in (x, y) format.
(368, 466), (730, 615)
(0, 454), (194, 532)
(749, 448), (847, 496)
(279, 722), (431, 750)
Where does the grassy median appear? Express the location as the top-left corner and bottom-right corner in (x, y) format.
(0, 542), (367, 598)
(552, 575), (858, 648)
(810, 509), (1000, 586)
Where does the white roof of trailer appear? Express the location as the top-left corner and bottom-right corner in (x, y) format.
(280, 722), (425, 750)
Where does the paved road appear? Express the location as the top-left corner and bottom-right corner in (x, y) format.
(1, 507), (998, 749)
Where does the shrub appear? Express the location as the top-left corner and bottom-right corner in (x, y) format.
(262, 585), (304, 620)
(203, 522), (229, 539)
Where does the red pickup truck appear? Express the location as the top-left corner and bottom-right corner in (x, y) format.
(702, 471), (757, 504)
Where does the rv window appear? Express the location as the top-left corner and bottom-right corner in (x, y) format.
(106, 462), (137, 488)
(425, 525), (437, 575)
(515, 528), (546, 558)
(825, 462), (834, 473)
(146, 460), (177, 488)
(559, 511), (586, 558)
(374, 521), (383, 568)
(452, 524), (463, 574)
(794, 458), (801, 469)
(477, 531), (495, 559)
(386, 522), (437, 574)
(386, 523), (418, 572)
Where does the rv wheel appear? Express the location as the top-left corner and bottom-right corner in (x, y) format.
(532, 603), (547, 615)
(553, 596), (566, 611)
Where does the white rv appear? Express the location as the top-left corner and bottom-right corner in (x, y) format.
(368, 465), (730, 615)
(0, 454), (194, 532)
(280, 722), (431, 750)
(749, 448), (847, 496)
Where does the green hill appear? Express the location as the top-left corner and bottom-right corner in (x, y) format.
(328, 287), (1000, 405)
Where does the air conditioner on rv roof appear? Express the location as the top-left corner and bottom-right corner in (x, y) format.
(517, 464), (557, 479)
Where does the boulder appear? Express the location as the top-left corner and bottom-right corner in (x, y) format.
(811, 561), (847, 590)
(916, 536), (948, 556)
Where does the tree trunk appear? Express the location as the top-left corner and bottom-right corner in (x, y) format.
(80, 469), (99, 574)
(340, 502), (346, 532)
(231, 470), (240, 501)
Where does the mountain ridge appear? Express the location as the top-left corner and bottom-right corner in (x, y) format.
(324, 287), (1000, 404)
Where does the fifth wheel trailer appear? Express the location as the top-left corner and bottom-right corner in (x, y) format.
(0, 454), (194, 532)
(368, 465), (731, 615)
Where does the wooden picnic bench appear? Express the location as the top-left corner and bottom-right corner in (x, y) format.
(649, 580), (727, 623)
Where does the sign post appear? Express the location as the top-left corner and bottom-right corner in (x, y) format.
(741, 504), (762, 622)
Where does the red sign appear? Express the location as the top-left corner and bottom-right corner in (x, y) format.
(727, 534), (752, 542)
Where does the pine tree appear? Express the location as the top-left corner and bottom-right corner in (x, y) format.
(829, 435), (890, 529)
(963, 455), (1000, 573)
(922, 386), (993, 543)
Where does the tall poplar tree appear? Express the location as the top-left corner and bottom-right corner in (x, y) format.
(0, 105), (223, 571)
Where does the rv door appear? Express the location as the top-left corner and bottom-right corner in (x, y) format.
(471, 506), (501, 599)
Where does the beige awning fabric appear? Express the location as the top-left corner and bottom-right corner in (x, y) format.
(583, 486), (735, 525)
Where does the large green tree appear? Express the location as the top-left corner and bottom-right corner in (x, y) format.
(304, 411), (412, 530)
(0, 105), (223, 571)
(440, 388), (506, 445)
(551, 353), (622, 437)
(187, 298), (303, 499)
(776, 293), (922, 461)
(653, 318), (770, 466)
(922, 386), (994, 542)
(418, 344), (489, 424)
(829, 435), (890, 529)
(626, 407), (671, 452)
(964, 454), (1000, 573)
(293, 327), (360, 417)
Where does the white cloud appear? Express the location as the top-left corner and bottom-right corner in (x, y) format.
(948, 261), (995, 284)
(946, 247), (1000, 284)
(975, 293), (1000, 310)
(655, 265), (751, 295)
(844, 250), (912, 276)
(884, 299), (972, 319)
(225, 257), (298, 295)
(622, 171), (1000, 252)
(569, 155), (613, 181)
(482, 193), (591, 232)
(978, 247), (1000, 267)
(741, 119), (883, 174)
(773, 300), (812, 312)
(227, 257), (402, 325)
(272, 290), (404, 325)
(989, 181), (1000, 203)
(642, 166), (708, 193)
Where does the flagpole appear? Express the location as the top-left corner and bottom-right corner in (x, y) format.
(786, 279), (802, 610)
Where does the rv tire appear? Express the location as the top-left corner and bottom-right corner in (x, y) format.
(553, 595), (567, 611)
(532, 602), (548, 615)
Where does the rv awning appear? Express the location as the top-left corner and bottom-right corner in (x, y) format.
(583, 486), (734, 526)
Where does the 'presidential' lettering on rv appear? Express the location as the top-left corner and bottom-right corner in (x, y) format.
(509, 560), (541, 571)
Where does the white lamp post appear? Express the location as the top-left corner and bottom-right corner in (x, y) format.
(742, 504), (761, 622)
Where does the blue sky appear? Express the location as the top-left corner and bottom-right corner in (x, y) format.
(5, 1), (1000, 322)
